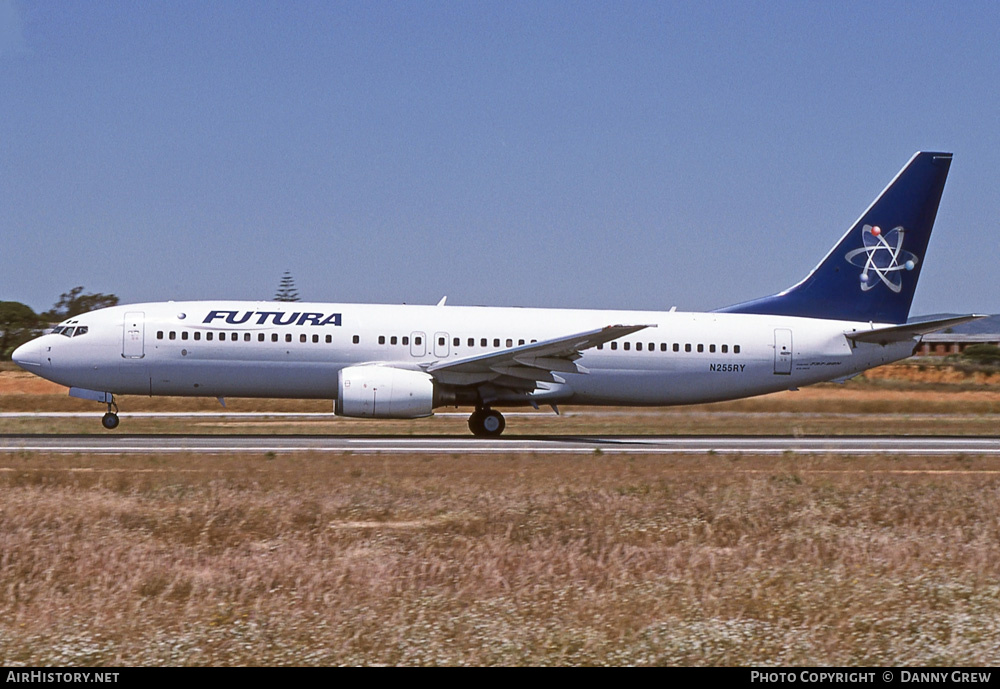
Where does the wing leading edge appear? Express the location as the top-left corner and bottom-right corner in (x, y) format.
(424, 324), (653, 390)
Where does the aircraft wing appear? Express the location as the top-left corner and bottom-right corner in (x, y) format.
(423, 324), (652, 388)
(845, 314), (987, 345)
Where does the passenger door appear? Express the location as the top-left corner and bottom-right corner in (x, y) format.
(122, 312), (145, 359)
(774, 328), (792, 375)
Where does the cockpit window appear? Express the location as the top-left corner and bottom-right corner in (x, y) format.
(61, 327), (75, 338)
(73, 326), (88, 337)
(51, 326), (65, 335)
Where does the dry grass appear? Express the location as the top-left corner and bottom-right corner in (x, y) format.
(3, 362), (999, 437)
(3, 396), (1000, 439)
(2, 451), (1000, 665)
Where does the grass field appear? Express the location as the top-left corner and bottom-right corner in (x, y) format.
(2, 360), (1000, 436)
(1, 361), (999, 665)
(2, 452), (1000, 665)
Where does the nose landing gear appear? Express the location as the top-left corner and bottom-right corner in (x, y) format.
(468, 407), (505, 437)
(101, 397), (120, 430)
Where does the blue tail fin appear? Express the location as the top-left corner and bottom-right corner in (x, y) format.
(717, 152), (952, 324)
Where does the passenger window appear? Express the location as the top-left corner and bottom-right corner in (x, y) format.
(709, 344), (716, 353)
(415, 336), (422, 345)
(326, 335), (332, 343)
(157, 331), (164, 340)
(453, 337), (459, 347)
(353, 335), (360, 344)
(286, 334), (292, 343)
(648, 342), (654, 351)
(697, 344), (704, 353)
(207, 332), (213, 341)
(181, 331), (188, 340)
(468, 338), (474, 347)
(258, 334), (265, 342)
(402, 336), (409, 345)
(169, 331), (176, 340)
(481, 338), (487, 347)
(597, 343), (603, 350)
(272, 334), (278, 342)
(391, 336), (398, 345)
(194, 332), (201, 341)
(611, 342), (618, 350)
(660, 343), (667, 351)
(493, 338), (500, 347)
(300, 334), (307, 343)
(231, 333), (238, 341)
(519, 339), (525, 346)
(722, 344), (728, 353)
(685, 344), (691, 352)
(636, 342), (643, 351)
(624, 342), (631, 351)
(244, 333), (251, 342)
(378, 336), (386, 345)
(734, 345), (741, 354)
(673, 343), (679, 352)
(439, 336), (446, 346)
(312, 334), (319, 343)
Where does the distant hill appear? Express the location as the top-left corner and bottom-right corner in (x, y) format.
(911, 314), (1000, 335)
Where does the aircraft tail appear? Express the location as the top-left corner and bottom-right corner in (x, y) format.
(716, 152), (952, 324)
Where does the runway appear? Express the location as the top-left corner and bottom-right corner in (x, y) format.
(2, 434), (1000, 455)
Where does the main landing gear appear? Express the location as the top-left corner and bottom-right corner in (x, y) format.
(101, 397), (120, 430)
(468, 407), (505, 437)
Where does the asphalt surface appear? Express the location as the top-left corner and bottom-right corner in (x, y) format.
(2, 434), (999, 455)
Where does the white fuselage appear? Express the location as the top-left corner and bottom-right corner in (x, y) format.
(14, 300), (915, 408)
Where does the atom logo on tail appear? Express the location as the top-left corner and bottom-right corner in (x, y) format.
(844, 225), (918, 293)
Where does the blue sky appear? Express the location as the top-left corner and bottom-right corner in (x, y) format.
(2, 1), (998, 316)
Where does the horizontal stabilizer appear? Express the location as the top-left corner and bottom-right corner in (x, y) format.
(846, 315), (987, 345)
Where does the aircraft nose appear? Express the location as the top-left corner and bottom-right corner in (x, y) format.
(11, 339), (41, 369)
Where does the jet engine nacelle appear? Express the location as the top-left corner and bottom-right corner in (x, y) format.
(335, 365), (435, 419)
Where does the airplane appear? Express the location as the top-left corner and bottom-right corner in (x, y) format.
(11, 151), (982, 436)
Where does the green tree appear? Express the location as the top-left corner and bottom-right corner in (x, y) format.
(961, 344), (1000, 366)
(274, 271), (301, 302)
(42, 286), (119, 321)
(0, 301), (41, 360)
